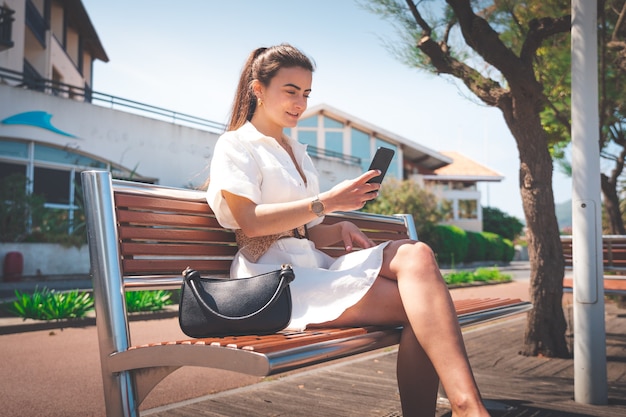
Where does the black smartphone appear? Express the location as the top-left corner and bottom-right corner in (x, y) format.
(366, 147), (395, 185)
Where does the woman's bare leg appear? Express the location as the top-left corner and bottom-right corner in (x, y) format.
(387, 241), (488, 417)
(312, 274), (440, 414)
(397, 325), (439, 416)
(317, 240), (489, 417)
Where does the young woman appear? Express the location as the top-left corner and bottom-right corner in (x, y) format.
(206, 43), (489, 417)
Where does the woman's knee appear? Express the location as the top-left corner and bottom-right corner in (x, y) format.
(384, 240), (443, 284)
(395, 240), (437, 267)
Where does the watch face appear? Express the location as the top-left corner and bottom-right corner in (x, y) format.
(312, 200), (324, 215)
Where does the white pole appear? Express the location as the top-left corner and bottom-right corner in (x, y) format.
(571, 0), (607, 404)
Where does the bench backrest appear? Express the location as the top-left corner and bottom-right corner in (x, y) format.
(81, 170), (416, 345)
(561, 235), (626, 272)
(110, 176), (415, 290)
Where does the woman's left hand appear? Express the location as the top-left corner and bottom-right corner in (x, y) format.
(339, 221), (375, 252)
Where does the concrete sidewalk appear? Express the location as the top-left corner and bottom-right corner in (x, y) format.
(1, 263), (624, 416)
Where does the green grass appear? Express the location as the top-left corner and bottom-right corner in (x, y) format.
(5, 288), (174, 321)
(8, 288), (94, 321)
(443, 267), (512, 286)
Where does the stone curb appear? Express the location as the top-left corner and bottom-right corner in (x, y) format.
(0, 305), (179, 335)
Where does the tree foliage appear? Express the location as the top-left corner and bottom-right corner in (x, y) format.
(363, 177), (445, 241)
(523, 1), (626, 234)
(0, 174), (45, 242)
(482, 206), (525, 241)
(363, 0), (571, 357)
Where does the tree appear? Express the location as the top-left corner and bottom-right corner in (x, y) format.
(364, 0), (570, 357)
(0, 173), (45, 242)
(483, 206), (525, 241)
(363, 177), (446, 242)
(538, 0), (626, 235)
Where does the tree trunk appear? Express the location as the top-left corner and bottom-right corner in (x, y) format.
(498, 95), (570, 358)
(601, 173), (626, 234)
(400, 0), (571, 357)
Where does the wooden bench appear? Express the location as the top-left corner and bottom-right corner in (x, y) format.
(561, 235), (626, 273)
(561, 236), (626, 295)
(81, 170), (533, 417)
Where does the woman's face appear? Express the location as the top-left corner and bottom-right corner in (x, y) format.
(255, 66), (312, 129)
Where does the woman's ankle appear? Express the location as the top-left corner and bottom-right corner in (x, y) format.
(449, 393), (490, 417)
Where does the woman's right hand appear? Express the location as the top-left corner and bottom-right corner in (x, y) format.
(320, 170), (382, 213)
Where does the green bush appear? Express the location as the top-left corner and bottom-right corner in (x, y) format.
(443, 270), (475, 285)
(0, 174), (46, 243)
(7, 288), (174, 321)
(502, 238), (515, 262)
(9, 288), (94, 321)
(465, 231), (487, 263)
(444, 267), (512, 285)
(471, 267), (512, 282)
(0, 174), (86, 246)
(429, 224), (468, 266)
(482, 206), (525, 241)
(483, 232), (504, 262)
(125, 290), (173, 313)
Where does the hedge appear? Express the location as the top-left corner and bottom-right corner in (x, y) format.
(427, 225), (514, 265)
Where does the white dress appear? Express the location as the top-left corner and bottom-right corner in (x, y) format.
(206, 122), (389, 331)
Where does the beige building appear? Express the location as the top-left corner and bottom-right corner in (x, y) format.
(425, 151), (504, 232)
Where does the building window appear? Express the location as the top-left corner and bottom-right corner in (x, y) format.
(0, 140), (111, 234)
(0, 140), (28, 158)
(33, 167), (71, 204)
(325, 131), (343, 155)
(0, 5), (14, 51)
(351, 128), (370, 171)
(452, 182), (477, 191)
(441, 199), (454, 221)
(34, 144), (106, 168)
(323, 116), (342, 129)
(298, 115), (317, 127)
(458, 199), (478, 219)
(0, 161), (27, 179)
(298, 130), (317, 148)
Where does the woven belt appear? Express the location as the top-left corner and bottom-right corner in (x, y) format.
(235, 225), (308, 262)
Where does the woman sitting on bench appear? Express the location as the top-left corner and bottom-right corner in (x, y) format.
(206, 43), (489, 417)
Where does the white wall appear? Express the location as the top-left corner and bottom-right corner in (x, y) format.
(0, 243), (89, 277)
(1, 84), (220, 188)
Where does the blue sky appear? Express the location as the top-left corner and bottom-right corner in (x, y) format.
(81, 0), (572, 220)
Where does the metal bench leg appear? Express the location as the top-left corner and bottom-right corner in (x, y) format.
(83, 170), (139, 417)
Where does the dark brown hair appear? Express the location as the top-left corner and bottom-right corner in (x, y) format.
(227, 43), (315, 131)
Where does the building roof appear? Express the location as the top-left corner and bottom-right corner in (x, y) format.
(425, 151), (504, 182)
(303, 104), (452, 171)
(70, 0), (109, 62)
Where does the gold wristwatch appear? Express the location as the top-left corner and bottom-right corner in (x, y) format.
(310, 196), (325, 217)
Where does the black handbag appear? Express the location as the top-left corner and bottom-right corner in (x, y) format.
(178, 264), (295, 338)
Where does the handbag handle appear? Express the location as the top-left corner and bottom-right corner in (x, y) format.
(183, 264), (295, 321)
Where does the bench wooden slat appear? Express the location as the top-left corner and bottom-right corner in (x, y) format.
(120, 242), (238, 257)
(563, 277), (626, 295)
(110, 298), (531, 378)
(561, 236), (626, 272)
(122, 258), (233, 275)
(116, 209), (221, 228)
(118, 227), (234, 244)
(115, 193), (210, 214)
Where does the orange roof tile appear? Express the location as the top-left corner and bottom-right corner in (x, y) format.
(432, 151), (503, 181)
